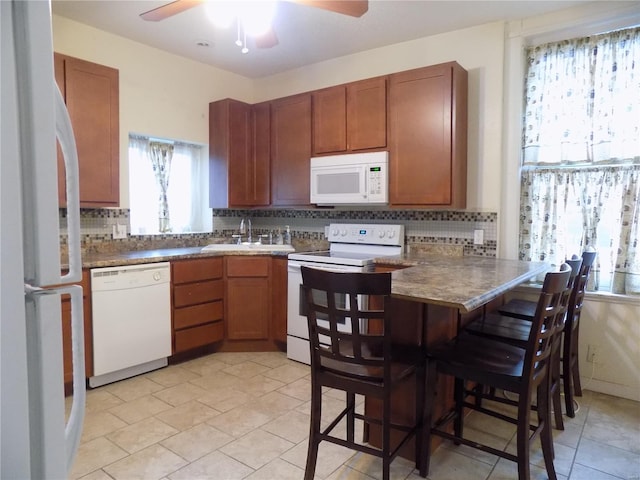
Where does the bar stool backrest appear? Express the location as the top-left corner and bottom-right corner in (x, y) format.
(525, 263), (572, 391)
(301, 266), (392, 382)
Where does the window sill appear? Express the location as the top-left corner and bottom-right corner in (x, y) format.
(511, 284), (640, 306)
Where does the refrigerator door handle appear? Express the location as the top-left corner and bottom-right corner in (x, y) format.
(56, 285), (86, 472)
(55, 83), (82, 285)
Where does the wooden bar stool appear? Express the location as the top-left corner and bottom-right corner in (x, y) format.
(472, 251), (596, 418)
(300, 266), (426, 480)
(420, 264), (572, 480)
(464, 257), (579, 430)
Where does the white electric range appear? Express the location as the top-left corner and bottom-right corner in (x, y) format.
(286, 223), (405, 364)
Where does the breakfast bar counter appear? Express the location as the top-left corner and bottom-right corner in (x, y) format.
(366, 254), (550, 460)
(382, 255), (549, 311)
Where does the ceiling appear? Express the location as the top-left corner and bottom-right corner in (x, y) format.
(52, 0), (595, 78)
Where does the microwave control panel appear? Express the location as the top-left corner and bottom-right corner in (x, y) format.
(367, 164), (387, 202)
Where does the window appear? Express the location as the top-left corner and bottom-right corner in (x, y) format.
(519, 26), (640, 294)
(128, 135), (212, 234)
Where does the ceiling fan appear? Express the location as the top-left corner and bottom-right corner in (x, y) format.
(140, 0), (368, 49)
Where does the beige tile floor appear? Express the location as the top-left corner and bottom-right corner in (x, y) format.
(68, 351), (640, 480)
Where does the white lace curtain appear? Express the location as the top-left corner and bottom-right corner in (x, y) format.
(523, 27), (640, 166)
(148, 141), (174, 233)
(519, 27), (640, 294)
(519, 165), (640, 293)
(129, 135), (210, 235)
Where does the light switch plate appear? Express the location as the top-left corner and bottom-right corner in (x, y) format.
(473, 229), (484, 245)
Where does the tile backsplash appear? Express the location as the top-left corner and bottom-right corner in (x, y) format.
(60, 208), (497, 257)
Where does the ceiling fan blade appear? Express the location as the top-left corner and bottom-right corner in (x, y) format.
(255, 27), (279, 49)
(140, 0), (203, 21)
(292, 0), (368, 17)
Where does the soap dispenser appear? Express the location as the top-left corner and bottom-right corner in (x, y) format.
(284, 225), (291, 245)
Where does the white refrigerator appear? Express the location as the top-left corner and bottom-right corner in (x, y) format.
(1, 1), (86, 478)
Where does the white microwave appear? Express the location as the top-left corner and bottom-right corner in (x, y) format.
(310, 151), (388, 205)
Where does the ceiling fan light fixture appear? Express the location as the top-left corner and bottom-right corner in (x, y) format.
(240, 1), (277, 36)
(204, 1), (235, 29)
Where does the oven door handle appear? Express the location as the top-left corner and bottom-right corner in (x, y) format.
(289, 262), (360, 274)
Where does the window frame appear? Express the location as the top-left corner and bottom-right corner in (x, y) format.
(500, 5), (640, 262)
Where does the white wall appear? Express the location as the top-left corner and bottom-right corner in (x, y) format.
(508, 288), (640, 402)
(52, 15), (254, 207)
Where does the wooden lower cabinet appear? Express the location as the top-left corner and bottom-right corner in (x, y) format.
(220, 256), (287, 351)
(171, 257), (224, 354)
(224, 256), (271, 348)
(171, 255), (287, 357)
(61, 270), (93, 393)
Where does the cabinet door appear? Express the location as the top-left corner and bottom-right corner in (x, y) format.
(250, 101), (271, 206)
(56, 54), (119, 207)
(209, 99), (251, 207)
(226, 277), (270, 340)
(225, 257), (270, 341)
(312, 86), (347, 154)
(271, 94), (312, 206)
(347, 77), (387, 151)
(389, 63), (467, 207)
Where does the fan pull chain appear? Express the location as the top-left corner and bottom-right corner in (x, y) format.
(235, 18), (242, 47)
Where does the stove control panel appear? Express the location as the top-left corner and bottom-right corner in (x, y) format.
(327, 223), (405, 246)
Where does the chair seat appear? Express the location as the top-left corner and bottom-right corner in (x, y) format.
(464, 312), (530, 346)
(498, 298), (536, 320)
(319, 342), (421, 385)
(429, 333), (527, 393)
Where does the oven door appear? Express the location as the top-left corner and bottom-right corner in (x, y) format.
(287, 259), (365, 359)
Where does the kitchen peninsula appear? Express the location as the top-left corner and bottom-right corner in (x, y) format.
(367, 253), (549, 459)
(385, 254), (549, 311)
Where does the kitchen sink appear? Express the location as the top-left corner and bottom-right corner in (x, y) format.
(201, 243), (295, 253)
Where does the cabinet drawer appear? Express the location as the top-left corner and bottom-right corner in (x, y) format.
(173, 257), (223, 283)
(226, 256), (270, 277)
(174, 322), (224, 352)
(174, 280), (223, 307)
(174, 301), (223, 330)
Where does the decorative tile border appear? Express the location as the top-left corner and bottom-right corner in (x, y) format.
(60, 208), (498, 257)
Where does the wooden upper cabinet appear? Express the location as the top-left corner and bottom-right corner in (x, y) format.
(312, 77), (387, 155)
(271, 93), (312, 206)
(54, 53), (119, 207)
(312, 86), (347, 153)
(388, 62), (467, 208)
(347, 77), (387, 151)
(209, 99), (270, 208)
(250, 101), (271, 205)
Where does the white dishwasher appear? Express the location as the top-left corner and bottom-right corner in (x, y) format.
(89, 262), (171, 388)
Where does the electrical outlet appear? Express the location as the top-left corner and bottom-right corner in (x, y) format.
(473, 229), (484, 245)
(112, 224), (127, 239)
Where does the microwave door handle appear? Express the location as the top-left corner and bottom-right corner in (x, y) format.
(362, 166), (368, 200)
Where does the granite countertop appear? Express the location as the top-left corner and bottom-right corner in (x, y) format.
(80, 246), (294, 269)
(80, 248), (548, 313)
(377, 252), (549, 312)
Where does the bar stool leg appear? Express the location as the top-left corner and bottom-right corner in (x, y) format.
(304, 380), (322, 480)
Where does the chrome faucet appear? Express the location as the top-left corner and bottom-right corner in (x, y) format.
(239, 217), (252, 243)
